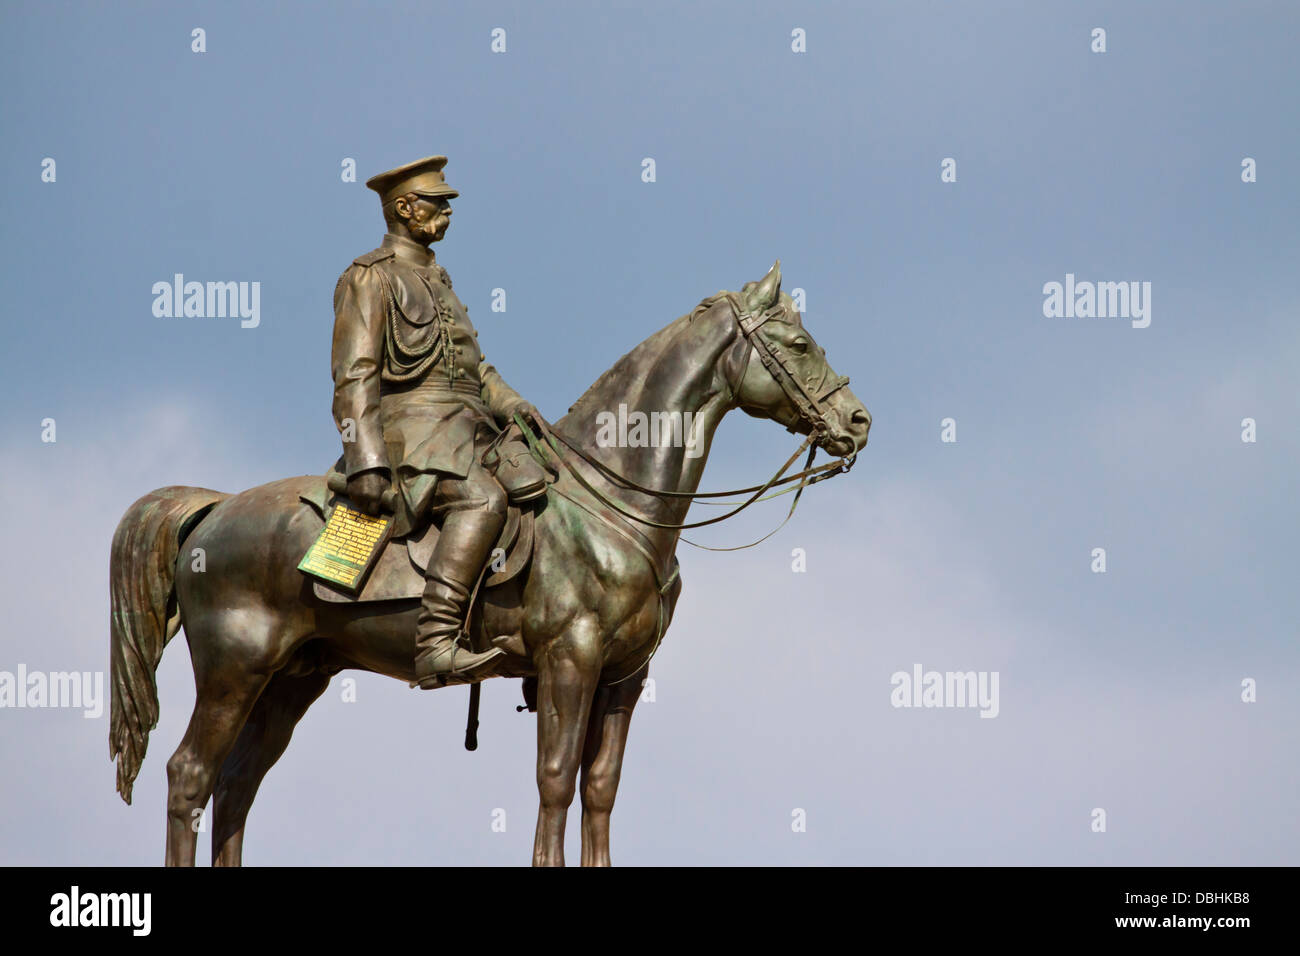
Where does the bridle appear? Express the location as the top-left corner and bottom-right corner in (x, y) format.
(517, 291), (858, 543)
(729, 291), (853, 439)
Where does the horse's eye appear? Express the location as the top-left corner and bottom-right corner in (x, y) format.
(790, 339), (809, 355)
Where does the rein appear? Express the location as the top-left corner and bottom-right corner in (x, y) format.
(511, 291), (856, 550)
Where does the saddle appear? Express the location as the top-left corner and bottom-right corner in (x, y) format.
(298, 479), (535, 604)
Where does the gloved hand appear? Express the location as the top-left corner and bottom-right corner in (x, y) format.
(347, 469), (392, 516)
(510, 402), (546, 430)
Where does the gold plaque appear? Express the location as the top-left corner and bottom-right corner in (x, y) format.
(298, 500), (393, 593)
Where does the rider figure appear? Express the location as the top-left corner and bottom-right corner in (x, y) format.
(329, 155), (550, 688)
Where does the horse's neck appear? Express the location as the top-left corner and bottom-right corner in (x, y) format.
(555, 297), (746, 556)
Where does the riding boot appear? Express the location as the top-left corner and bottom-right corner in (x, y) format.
(412, 509), (507, 689)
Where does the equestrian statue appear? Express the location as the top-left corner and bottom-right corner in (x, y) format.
(108, 155), (872, 866)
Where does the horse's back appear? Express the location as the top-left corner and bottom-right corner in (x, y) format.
(189, 475), (324, 546)
(175, 476), (326, 631)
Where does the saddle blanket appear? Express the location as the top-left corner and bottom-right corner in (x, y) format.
(296, 479), (533, 603)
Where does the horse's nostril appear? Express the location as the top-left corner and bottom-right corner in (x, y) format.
(852, 409), (871, 426)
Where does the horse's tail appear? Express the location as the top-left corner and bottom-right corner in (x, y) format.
(109, 485), (226, 804)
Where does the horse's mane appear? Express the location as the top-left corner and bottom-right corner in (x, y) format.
(565, 291), (730, 415)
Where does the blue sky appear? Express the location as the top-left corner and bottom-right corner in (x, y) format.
(1, 1), (1297, 865)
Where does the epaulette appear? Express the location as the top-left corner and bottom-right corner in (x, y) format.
(352, 247), (395, 267)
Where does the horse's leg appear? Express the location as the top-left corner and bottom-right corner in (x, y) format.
(532, 619), (601, 867)
(163, 610), (301, 867)
(164, 666), (269, 866)
(211, 669), (331, 867)
(579, 662), (647, 867)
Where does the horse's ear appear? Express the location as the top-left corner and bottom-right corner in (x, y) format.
(744, 260), (782, 312)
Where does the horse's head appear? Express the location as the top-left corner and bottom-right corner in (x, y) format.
(731, 261), (871, 459)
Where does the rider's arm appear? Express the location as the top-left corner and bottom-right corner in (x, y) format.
(479, 356), (533, 427)
(331, 266), (390, 478)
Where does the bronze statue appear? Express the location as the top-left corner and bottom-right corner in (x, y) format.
(108, 156), (871, 866)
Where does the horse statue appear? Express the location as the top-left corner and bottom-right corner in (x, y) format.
(108, 261), (871, 866)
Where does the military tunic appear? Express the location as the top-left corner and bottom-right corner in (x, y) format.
(330, 232), (528, 536)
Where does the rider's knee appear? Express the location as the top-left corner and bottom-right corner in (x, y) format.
(472, 471), (509, 517)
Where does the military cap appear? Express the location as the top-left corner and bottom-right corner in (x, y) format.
(365, 155), (459, 205)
